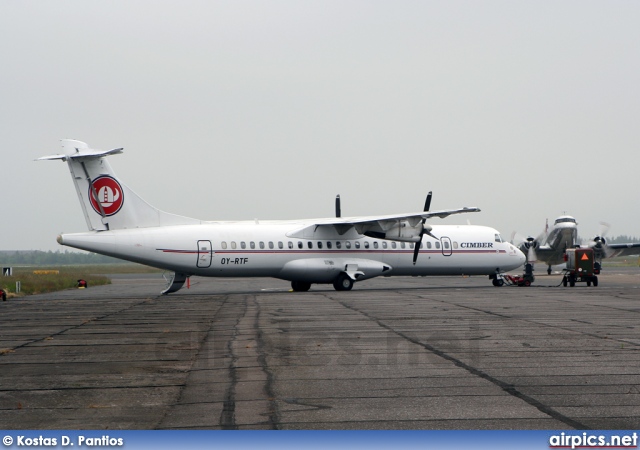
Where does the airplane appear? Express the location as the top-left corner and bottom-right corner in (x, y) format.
(517, 215), (640, 274)
(39, 139), (526, 294)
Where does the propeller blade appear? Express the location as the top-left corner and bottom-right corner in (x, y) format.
(413, 192), (433, 265)
(423, 191), (432, 212)
(414, 225), (439, 264)
(510, 231), (529, 246)
(604, 245), (615, 258)
(335, 195), (341, 218)
(412, 241), (421, 264)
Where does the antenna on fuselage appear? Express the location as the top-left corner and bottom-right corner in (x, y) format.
(335, 195), (341, 218)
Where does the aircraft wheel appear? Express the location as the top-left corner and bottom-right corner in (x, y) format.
(562, 276), (568, 287)
(333, 273), (353, 291)
(593, 276), (598, 287)
(547, 267), (552, 275)
(291, 281), (311, 292)
(569, 277), (575, 287)
(492, 278), (504, 287)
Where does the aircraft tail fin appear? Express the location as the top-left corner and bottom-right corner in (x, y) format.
(38, 139), (201, 231)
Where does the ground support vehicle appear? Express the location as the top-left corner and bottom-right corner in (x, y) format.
(562, 248), (598, 287)
(494, 263), (535, 287)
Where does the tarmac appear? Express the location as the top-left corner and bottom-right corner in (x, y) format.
(1, 268), (639, 430)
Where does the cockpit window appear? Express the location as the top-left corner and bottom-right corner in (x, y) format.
(495, 234), (503, 243)
(555, 217), (576, 224)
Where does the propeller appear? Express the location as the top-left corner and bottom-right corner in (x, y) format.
(335, 195), (341, 218)
(413, 191), (435, 265)
(512, 223), (545, 263)
(589, 222), (613, 257)
(510, 231), (527, 246)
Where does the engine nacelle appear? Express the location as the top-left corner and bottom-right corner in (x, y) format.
(592, 236), (606, 249)
(364, 221), (425, 243)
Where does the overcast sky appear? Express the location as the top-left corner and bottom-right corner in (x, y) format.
(1, 1), (639, 252)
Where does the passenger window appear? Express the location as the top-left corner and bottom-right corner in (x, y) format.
(288, 241), (294, 249)
(336, 241), (342, 249)
(250, 242), (255, 249)
(298, 241), (303, 249)
(364, 242), (370, 249)
(345, 241), (351, 249)
(269, 242), (274, 249)
(427, 242), (432, 249)
(355, 242), (360, 249)
(318, 241), (323, 249)
(453, 242), (458, 249)
(391, 242), (397, 249)
(444, 241), (450, 249)
(308, 241), (313, 249)
(327, 241), (332, 249)
(231, 241), (237, 249)
(373, 242), (378, 249)
(241, 241), (246, 249)
(382, 242), (387, 249)
(221, 242), (227, 249)
(410, 243), (414, 249)
(278, 241), (284, 249)
(435, 242), (441, 249)
(259, 242), (265, 249)
(401, 242), (406, 249)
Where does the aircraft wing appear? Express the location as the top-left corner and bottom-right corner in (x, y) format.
(528, 242), (640, 263)
(292, 207), (480, 238)
(604, 243), (640, 258)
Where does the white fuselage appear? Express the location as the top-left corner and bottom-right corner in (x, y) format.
(39, 139), (526, 292)
(59, 221), (525, 283)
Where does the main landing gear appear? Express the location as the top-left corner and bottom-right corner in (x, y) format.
(290, 273), (355, 292)
(291, 281), (311, 292)
(332, 273), (354, 291)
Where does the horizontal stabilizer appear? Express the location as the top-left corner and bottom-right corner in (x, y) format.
(37, 147), (123, 161)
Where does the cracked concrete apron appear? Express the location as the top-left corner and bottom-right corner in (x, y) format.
(1, 273), (640, 429)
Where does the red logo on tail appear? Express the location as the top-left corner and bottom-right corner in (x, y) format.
(89, 176), (124, 216)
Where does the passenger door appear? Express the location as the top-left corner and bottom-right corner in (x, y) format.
(197, 240), (213, 268)
(441, 237), (452, 257)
